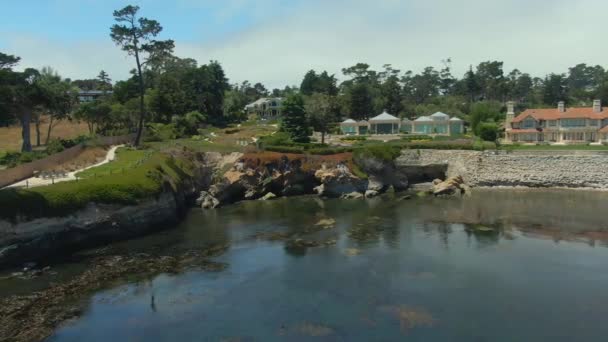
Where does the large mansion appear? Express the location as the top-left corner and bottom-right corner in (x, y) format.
(244, 97), (283, 119)
(505, 100), (608, 144)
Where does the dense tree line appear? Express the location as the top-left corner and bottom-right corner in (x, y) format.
(289, 60), (608, 141)
(4, 3), (608, 150)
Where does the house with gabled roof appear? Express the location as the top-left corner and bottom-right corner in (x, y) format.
(504, 100), (608, 144)
(340, 111), (400, 135)
(408, 112), (463, 135)
(244, 97), (283, 119)
(340, 110), (463, 136)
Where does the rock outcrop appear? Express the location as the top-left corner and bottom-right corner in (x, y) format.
(432, 176), (470, 197)
(313, 164), (367, 197)
(0, 191), (182, 269)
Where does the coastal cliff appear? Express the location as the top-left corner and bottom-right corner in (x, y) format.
(5, 147), (608, 268)
(0, 151), (227, 268)
(196, 151), (410, 209)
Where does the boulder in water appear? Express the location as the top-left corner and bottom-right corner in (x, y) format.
(259, 192), (277, 201)
(432, 175), (467, 197)
(341, 192), (364, 200)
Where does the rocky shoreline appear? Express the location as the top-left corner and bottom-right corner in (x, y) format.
(3, 148), (608, 341)
(4, 148), (608, 270)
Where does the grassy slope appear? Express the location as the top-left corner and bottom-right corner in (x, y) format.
(76, 148), (150, 178)
(0, 151), (194, 222)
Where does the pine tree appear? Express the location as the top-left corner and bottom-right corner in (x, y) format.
(281, 93), (310, 143)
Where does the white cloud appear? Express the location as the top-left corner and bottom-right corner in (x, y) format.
(4, 0), (608, 88)
(1, 33), (133, 81)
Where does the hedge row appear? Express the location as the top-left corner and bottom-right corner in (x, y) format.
(401, 135), (433, 141)
(264, 145), (352, 155)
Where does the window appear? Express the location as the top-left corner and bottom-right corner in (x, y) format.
(563, 132), (584, 141)
(589, 119), (599, 126)
(561, 119), (586, 127)
(522, 118), (536, 128)
(549, 120), (557, 127)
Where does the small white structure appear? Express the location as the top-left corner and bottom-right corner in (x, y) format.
(340, 111), (401, 135)
(369, 111), (401, 134)
(410, 112), (464, 135)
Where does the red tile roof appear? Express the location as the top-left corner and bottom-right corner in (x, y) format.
(599, 126), (608, 133)
(512, 107), (608, 123)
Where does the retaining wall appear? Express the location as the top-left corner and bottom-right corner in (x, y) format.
(396, 149), (608, 189)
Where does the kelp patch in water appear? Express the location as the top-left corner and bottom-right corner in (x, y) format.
(0, 245), (228, 342)
(378, 305), (437, 334)
(277, 321), (335, 337)
(344, 248), (362, 256)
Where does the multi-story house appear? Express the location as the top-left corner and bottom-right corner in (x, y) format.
(505, 100), (608, 144)
(77, 90), (112, 103)
(244, 97), (283, 119)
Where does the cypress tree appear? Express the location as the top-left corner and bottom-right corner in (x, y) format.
(281, 93), (310, 143)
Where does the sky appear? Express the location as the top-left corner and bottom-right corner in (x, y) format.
(2, 0), (607, 88)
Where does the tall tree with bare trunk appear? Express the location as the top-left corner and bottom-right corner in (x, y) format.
(110, 5), (174, 146)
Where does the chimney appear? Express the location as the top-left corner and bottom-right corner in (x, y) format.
(558, 101), (565, 113)
(505, 101), (515, 133)
(594, 99), (602, 113)
(507, 101), (515, 115)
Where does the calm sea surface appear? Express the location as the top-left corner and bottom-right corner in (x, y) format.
(23, 189), (608, 341)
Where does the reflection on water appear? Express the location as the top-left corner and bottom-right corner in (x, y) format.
(35, 189), (608, 341)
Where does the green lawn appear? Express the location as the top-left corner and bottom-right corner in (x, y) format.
(76, 148), (151, 178)
(148, 139), (247, 154)
(0, 151), (194, 221)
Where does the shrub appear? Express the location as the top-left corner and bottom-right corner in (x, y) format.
(307, 147), (352, 155)
(224, 128), (241, 134)
(353, 144), (401, 163)
(401, 135), (432, 141)
(341, 136), (368, 141)
(46, 139), (66, 154)
(145, 123), (179, 142)
(60, 135), (89, 148)
(172, 111), (207, 137)
(258, 132), (293, 148)
(478, 122), (499, 142)
(405, 139), (496, 151)
(265, 145), (305, 154)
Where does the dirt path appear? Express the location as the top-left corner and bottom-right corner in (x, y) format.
(6, 145), (124, 189)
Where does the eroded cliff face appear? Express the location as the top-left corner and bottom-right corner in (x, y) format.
(196, 152), (412, 209)
(0, 192), (180, 268)
(0, 151), (228, 269)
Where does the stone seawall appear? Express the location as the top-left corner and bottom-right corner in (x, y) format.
(396, 149), (608, 189)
